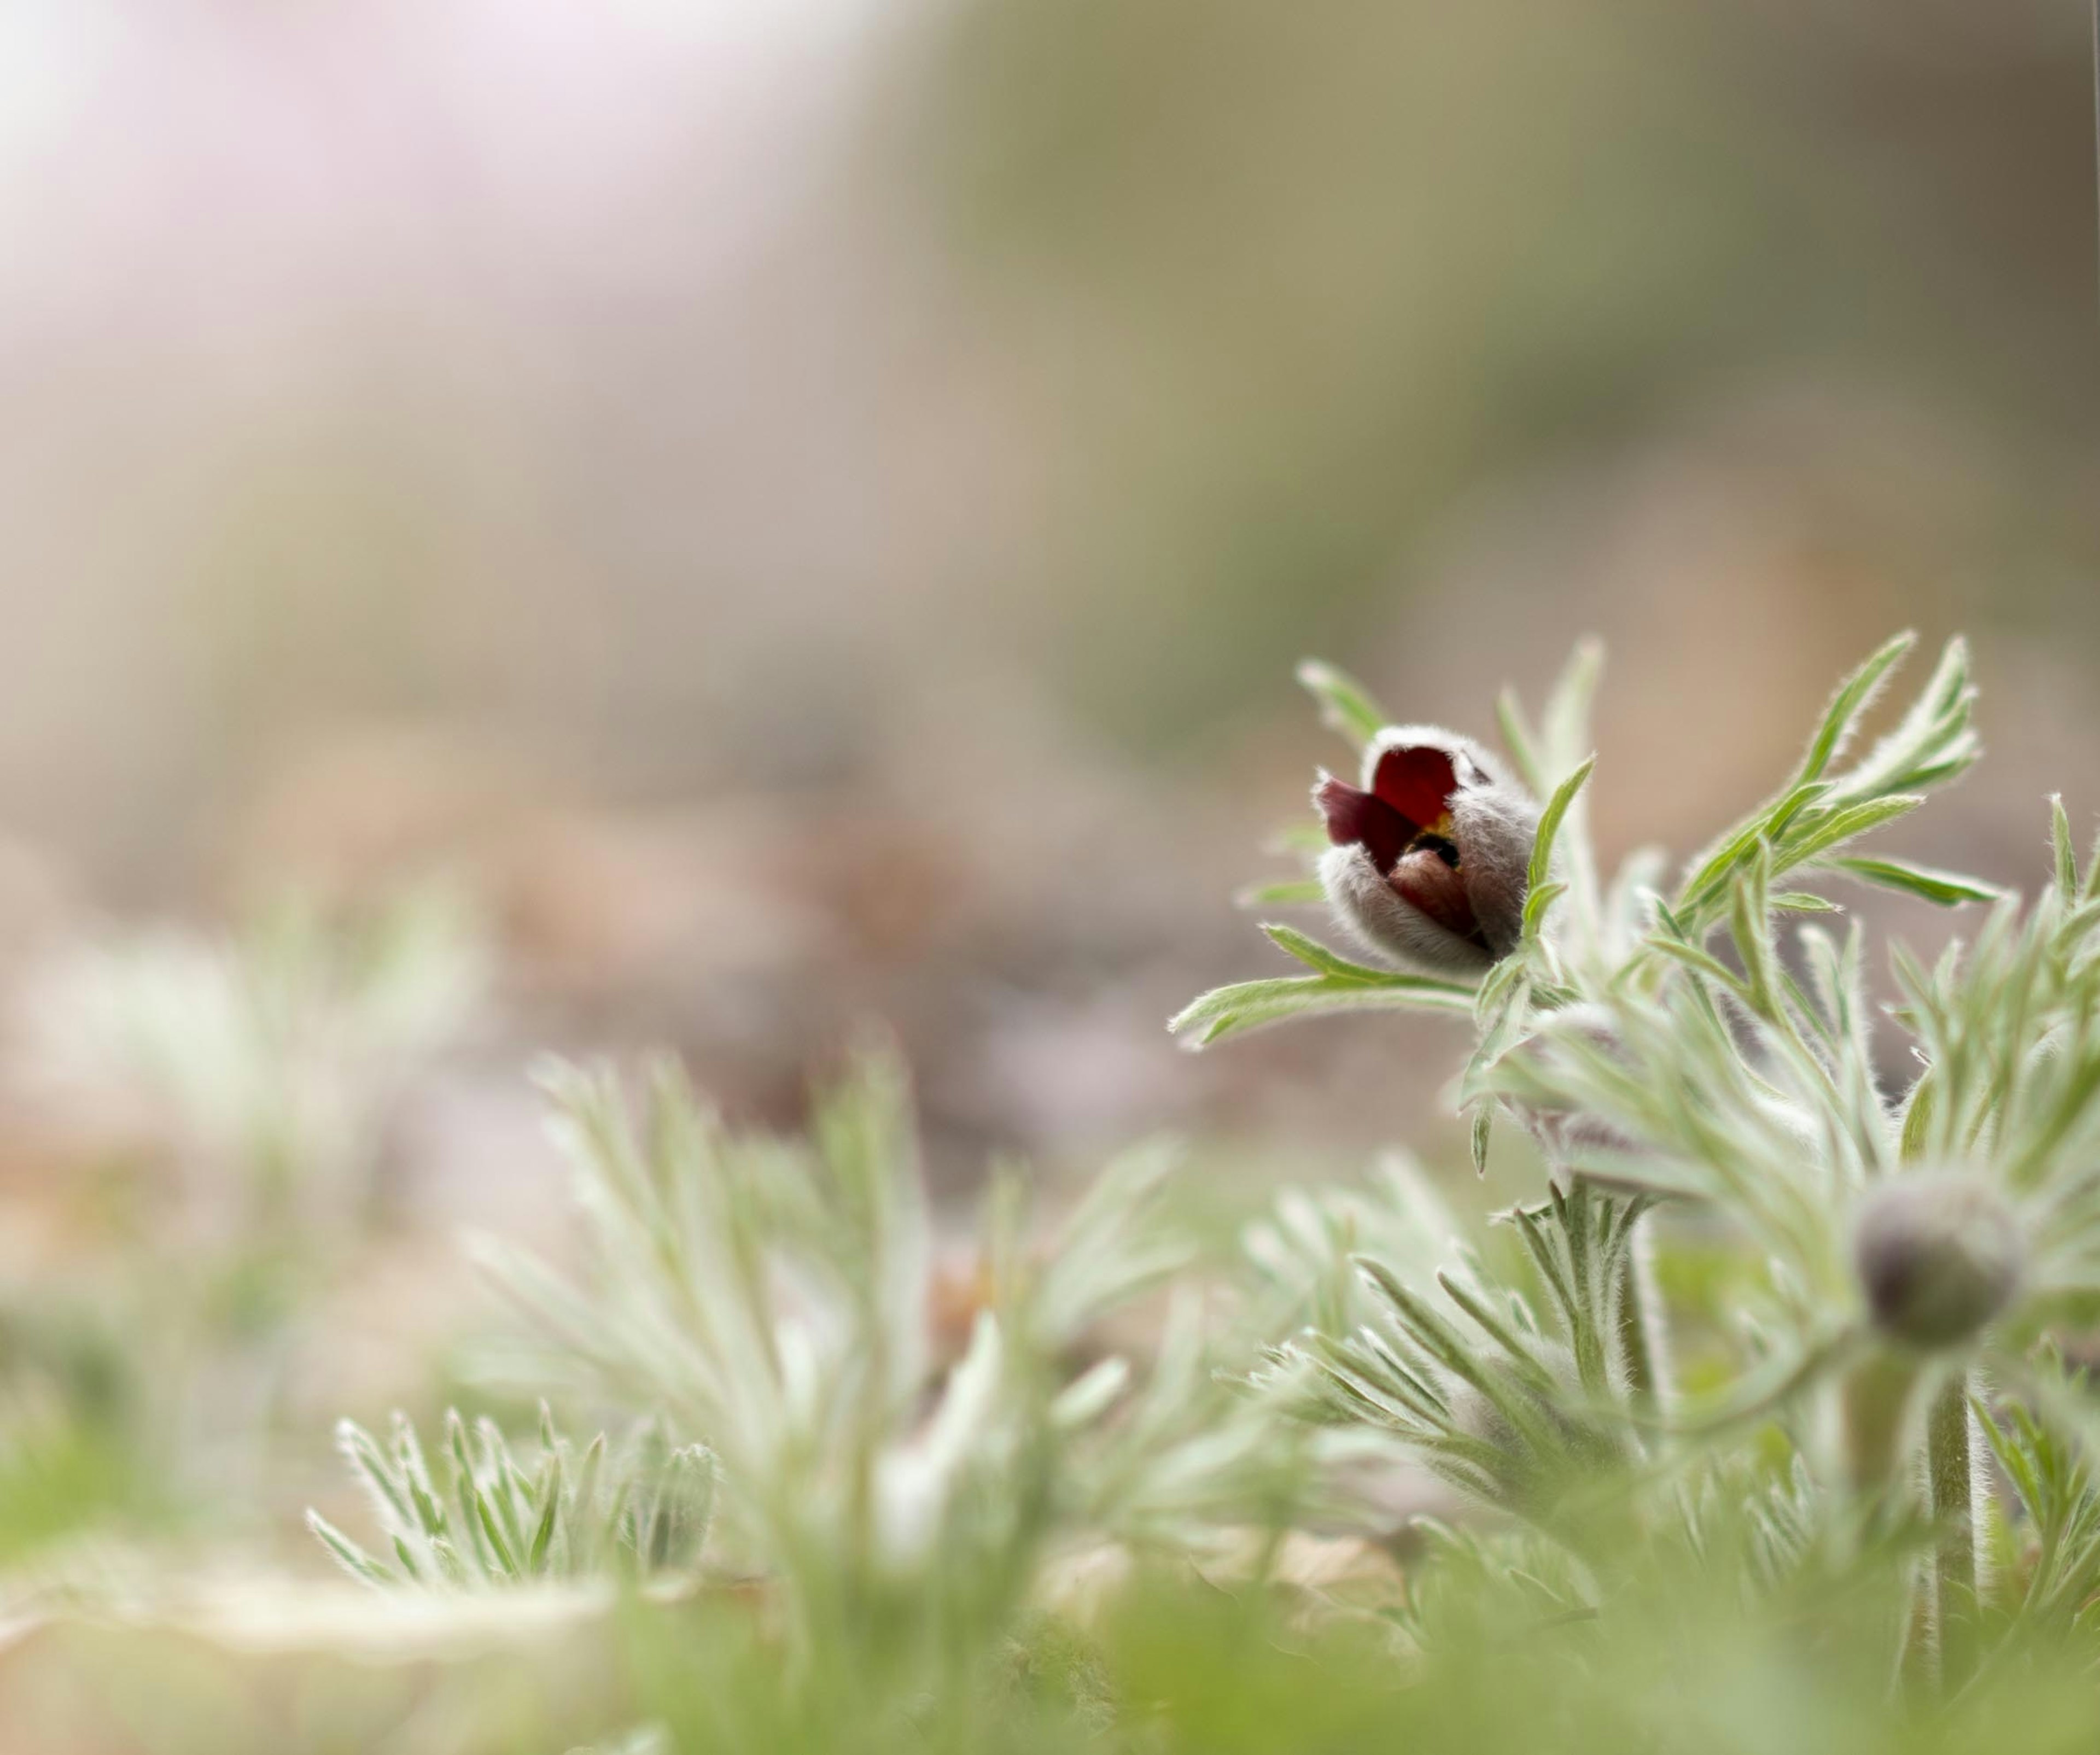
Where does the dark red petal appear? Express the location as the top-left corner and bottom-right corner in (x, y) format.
(1389, 847), (1482, 940)
(1315, 776), (1414, 875)
(1371, 746), (1461, 827)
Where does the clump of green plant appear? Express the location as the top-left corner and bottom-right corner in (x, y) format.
(25, 882), (489, 1220)
(0, 885), (491, 1566)
(1185, 631), (2100, 1697)
(308, 1407), (715, 1590)
(285, 633), (2100, 1748)
(428, 1049), (1298, 1688)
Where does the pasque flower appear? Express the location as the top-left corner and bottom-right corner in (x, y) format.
(1314, 727), (1541, 975)
(1852, 1172), (2025, 1351)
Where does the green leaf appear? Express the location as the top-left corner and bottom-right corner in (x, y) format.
(1521, 881), (1569, 941)
(307, 1511), (395, 1587)
(1169, 973), (1475, 1046)
(1772, 892), (1841, 913)
(1527, 756), (1597, 904)
(2052, 795), (2080, 901)
(1266, 822), (1330, 856)
(1260, 923), (1369, 977)
(2062, 899), (2100, 949)
(1469, 1104), (1493, 1177)
(528, 1453), (564, 1573)
(337, 1420), (414, 1532)
(1495, 688), (1546, 795)
(473, 1481), (521, 1579)
(1678, 782), (1833, 911)
(1795, 630), (1915, 785)
(1540, 639), (1605, 779)
(1779, 795), (1924, 868)
(1830, 857), (2001, 908)
(1434, 1271), (1559, 1391)
(570, 1432), (607, 1571)
(405, 1474), (450, 1543)
(1236, 878), (1326, 908)
(1834, 636), (1978, 800)
(1899, 1070), (1936, 1161)
(1472, 953), (1532, 1024)
(1644, 935), (1750, 1001)
(1296, 659), (1387, 750)
(475, 1419), (532, 1558)
(1728, 845), (1776, 1017)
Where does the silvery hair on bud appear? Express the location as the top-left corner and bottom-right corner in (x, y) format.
(1317, 841), (1497, 975)
(1317, 725), (1543, 976)
(1852, 1171), (2024, 1350)
(1446, 782), (1539, 957)
(1507, 1004), (1644, 1185)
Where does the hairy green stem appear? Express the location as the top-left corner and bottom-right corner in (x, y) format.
(1614, 1215), (1670, 1414)
(1924, 1373), (1979, 1693)
(1829, 1348), (1926, 1685)
(1838, 1350), (1922, 1499)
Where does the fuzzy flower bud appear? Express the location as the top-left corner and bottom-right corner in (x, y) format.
(1445, 1339), (1627, 1518)
(1313, 727), (1541, 976)
(1852, 1172), (2024, 1350)
(1506, 1003), (1639, 1178)
(1508, 1003), (1819, 1194)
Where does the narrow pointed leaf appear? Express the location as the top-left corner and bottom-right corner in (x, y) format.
(1296, 659), (1387, 750)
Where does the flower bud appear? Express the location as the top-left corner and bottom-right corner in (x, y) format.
(1852, 1173), (2023, 1350)
(1506, 1003), (1638, 1176)
(1507, 1004), (1818, 1194)
(1445, 1339), (1625, 1517)
(1313, 727), (1541, 976)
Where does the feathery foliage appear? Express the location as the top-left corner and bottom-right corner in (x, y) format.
(310, 1407), (715, 1590)
(273, 634), (2100, 1750)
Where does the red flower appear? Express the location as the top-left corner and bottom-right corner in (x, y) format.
(1312, 727), (1539, 975)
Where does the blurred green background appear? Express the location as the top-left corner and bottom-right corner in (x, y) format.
(0, 0), (2095, 1741)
